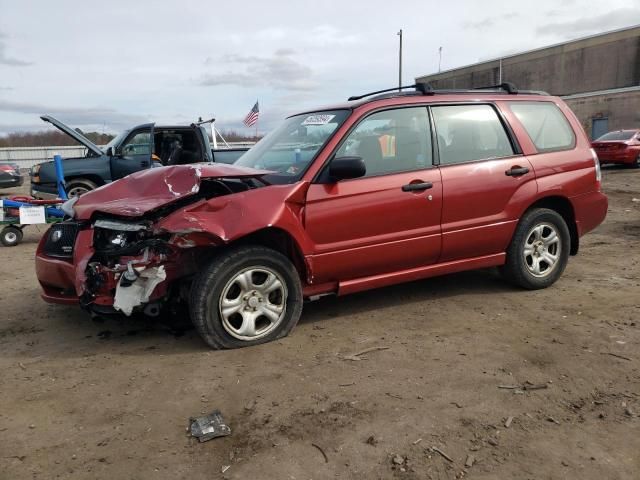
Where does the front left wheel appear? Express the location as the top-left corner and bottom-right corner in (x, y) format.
(189, 246), (303, 349)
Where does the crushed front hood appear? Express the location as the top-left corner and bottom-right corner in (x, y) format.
(73, 164), (271, 219)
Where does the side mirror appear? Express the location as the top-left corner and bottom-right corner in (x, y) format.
(329, 156), (366, 181)
(105, 146), (114, 156)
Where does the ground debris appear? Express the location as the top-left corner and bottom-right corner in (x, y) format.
(189, 410), (231, 442)
(601, 352), (632, 361)
(498, 382), (548, 391)
(465, 454), (475, 468)
(504, 416), (514, 428)
(430, 446), (454, 463)
(311, 443), (328, 463)
(340, 346), (390, 361)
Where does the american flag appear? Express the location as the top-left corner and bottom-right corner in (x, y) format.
(243, 101), (259, 127)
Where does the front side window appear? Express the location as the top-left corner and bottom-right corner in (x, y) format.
(509, 102), (575, 152)
(235, 110), (349, 184)
(122, 131), (152, 156)
(432, 104), (514, 165)
(335, 107), (432, 177)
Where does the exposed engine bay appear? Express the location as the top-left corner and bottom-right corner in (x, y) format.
(81, 177), (266, 316)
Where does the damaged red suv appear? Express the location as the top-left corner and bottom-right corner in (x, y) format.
(36, 83), (608, 349)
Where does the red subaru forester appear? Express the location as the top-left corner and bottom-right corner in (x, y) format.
(35, 83), (608, 349)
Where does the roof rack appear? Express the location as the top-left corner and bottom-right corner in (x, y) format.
(348, 82), (547, 102)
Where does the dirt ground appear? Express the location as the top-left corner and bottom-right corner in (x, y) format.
(0, 168), (638, 480)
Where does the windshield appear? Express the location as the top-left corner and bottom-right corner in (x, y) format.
(596, 130), (636, 141)
(103, 129), (130, 152)
(234, 110), (350, 183)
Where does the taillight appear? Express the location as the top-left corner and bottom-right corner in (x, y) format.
(0, 165), (14, 172)
(590, 148), (601, 188)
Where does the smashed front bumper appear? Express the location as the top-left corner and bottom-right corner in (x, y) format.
(36, 220), (197, 315)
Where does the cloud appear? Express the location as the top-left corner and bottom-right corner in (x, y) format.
(0, 32), (32, 66)
(198, 49), (317, 91)
(0, 99), (149, 133)
(464, 13), (520, 30)
(536, 9), (640, 36)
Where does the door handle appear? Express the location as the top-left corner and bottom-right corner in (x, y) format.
(140, 160), (150, 167)
(402, 182), (433, 192)
(505, 166), (529, 177)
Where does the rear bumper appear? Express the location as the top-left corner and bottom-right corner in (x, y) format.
(0, 175), (24, 188)
(572, 190), (608, 237)
(595, 150), (638, 164)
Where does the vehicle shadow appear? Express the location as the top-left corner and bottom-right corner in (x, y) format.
(1, 268), (515, 359)
(299, 267), (511, 326)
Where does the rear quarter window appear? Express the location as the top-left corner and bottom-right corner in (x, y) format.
(509, 102), (575, 152)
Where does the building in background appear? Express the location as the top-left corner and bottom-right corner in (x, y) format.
(416, 25), (640, 139)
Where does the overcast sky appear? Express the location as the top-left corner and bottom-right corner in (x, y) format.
(0, 0), (638, 136)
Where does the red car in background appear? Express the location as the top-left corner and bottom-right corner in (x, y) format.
(591, 129), (640, 167)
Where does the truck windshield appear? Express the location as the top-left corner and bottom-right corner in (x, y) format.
(235, 110), (350, 183)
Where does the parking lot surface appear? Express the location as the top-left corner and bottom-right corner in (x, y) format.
(1, 169), (638, 479)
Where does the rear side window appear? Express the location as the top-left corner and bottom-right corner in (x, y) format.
(509, 102), (575, 152)
(431, 104), (514, 165)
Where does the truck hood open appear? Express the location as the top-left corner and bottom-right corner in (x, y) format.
(41, 115), (105, 156)
(73, 164), (272, 219)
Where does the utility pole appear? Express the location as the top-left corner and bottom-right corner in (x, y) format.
(438, 46), (443, 73)
(397, 29), (403, 91)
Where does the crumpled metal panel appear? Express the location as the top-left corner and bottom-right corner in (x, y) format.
(73, 164), (271, 219)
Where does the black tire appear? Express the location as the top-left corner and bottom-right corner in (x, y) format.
(630, 154), (640, 169)
(501, 208), (570, 290)
(66, 178), (98, 197)
(189, 245), (303, 349)
(1, 226), (23, 247)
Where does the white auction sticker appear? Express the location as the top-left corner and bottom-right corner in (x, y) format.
(301, 114), (335, 126)
(19, 205), (46, 224)
(0, 200), (4, 222)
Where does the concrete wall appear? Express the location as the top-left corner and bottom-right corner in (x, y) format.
(417, 26), (640, 96)
(565, 89), (640, 139)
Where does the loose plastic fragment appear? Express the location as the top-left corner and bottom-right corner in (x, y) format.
(189, 410), (231, 442)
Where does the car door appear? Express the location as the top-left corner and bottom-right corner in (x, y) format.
(431, 103), (536, 262)
(110, 123), (155, 180)
(304, 106), (442, 283)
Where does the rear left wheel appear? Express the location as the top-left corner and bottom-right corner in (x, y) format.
(501, 208), (570, 289)
(189, 246), (303, 349)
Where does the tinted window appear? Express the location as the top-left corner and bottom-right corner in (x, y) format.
(335, 107), (432, 177)
(432, 104), (514, 165)
(596, 130), (636, 141)
(509, 102), (575, 152)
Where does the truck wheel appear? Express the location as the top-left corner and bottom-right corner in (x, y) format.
(66, 179), (98, 197)
(1, 226), (23, 247)
(501, 208), (570, 290)
(190, 246), (303, 349)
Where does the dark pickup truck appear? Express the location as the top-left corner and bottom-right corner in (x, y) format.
(31, 116), (249, 198)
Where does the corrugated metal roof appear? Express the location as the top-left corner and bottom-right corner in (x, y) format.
(561, 85), (640, 100)
(417, 23), (640, 80)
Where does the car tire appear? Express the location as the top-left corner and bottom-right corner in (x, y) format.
(1, 226), (23, 247)
(501, 208), (570, 290)
(631, 154), (640, 169)
(189, 245), (303, 349)
(66, 179), (98, 197)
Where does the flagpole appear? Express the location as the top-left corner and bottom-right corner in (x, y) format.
(255, 99), (258, 140)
